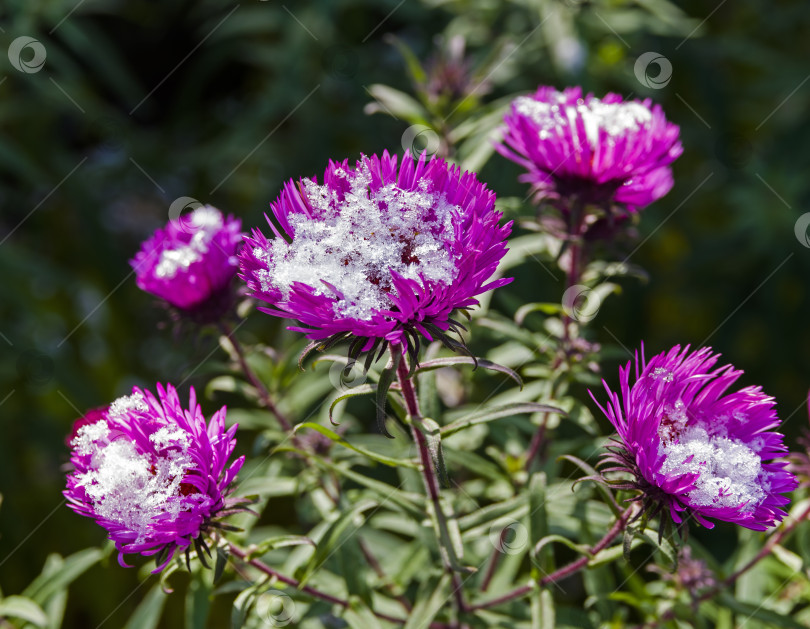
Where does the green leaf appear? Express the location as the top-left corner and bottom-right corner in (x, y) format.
(375, 351), (401, 438)
(231, 585), (261, 629)
(213, 546), (229, 586)
(515, 302), (564, 325)
(384, 34), (428, 84)
(442, 403), (563, 437)
(364, 84), (429, 124)
(327, 384), (375, 425)
(343, 598), (383, 629)
(294, 422), (416, 468)
(415, 356), (523, 389)
(558, 455), (623, 516)
(528, 473), (552, 575)
(531, 588), (555, 629)
(247, 536), (315, 558)
(287, 449), (425, 518)
(718, 593), (807, 628)
(0, 596), (48, 627)
(403, 574), (451, 629)
(123, 584), (168, 629)
(298, 499), (378, 587)
(417, 417), (449, 488)
(185, 575), (211, 629)
(23, 548), (105, 605)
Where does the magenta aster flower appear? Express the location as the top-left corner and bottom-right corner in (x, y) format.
(497, 86), (682, 213)
(591, 345), (796, 531)
(239, 151), (512, 364)
(64, 384), (245, 571)
(131, 206), (243, 321)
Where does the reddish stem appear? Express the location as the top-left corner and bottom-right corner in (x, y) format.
(218, 322), (293, 432)
(394, 346), (468, 620)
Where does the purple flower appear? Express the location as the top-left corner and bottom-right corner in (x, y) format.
(239, 151), (512, 361)
(64, 384), (245, 571)
(591, 345), (796, 531)
(497, 86), (682, 213)
(131, 206), (243, 319)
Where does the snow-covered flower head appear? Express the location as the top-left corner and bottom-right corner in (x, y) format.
(497, 86), (682, 213)
(591, 345), (796, 531)
(64, 384), (245, 571)
(131, 206), (243, 320)
(239, 151), (512, 363)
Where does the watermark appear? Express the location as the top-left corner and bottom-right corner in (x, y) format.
(16, 350), (54, 386)
(401, 124), (441, 158)
(168, 196), (204, 232)
(489, 520), (529, 555)
(321, 44), (358, 80)
(715, 132), (753, 170)
(256, 590), (296, 627)
(634, 52), (672, 89)
(8, 36), (47, 74)
(562, 284), (602, 323)
(329, 360), (368, 393)
(795, 213), (810, 248)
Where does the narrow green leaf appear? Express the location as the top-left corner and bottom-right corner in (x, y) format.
(23, 548), (105, 605)
(528, 473), (552, 575)
(531, 588), (555, 629)
(415, 356), (523, 389)
(375, 352), (401, 438)
(558, 454), (623, 516)
(418, 417), (449, 487)
(719, 593), (807, 628)
(0, 596), (48, 627)
(403, 574), (451, 629)
(328, 384), (376, 425)
(364, 84), (429, 124)
(185, 575), (211, 629)
(247, 536), (314, 558)
(515, 302), (564, 325)
(298, 499), (378, 587)
(231, 585), (260, 629)
(213, 546), (229, 586)
(295, 422), (416, 468)
(123, 584), (168, 629)
(442, 403), (563, 437)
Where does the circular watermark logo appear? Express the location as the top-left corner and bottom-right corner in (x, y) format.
(562, 284), (602, 323)
(795, 213), (810, 248)
(321, 44), (359, 80)
(256, 590), (296, 627)
(168, 196), (203, 232)
(16, 350), (55, 386)
(8, 36), (47, 74)
(328, 360), (368, 393)
(489, 520), (529, 555)
(634, 52), (672, 89)
(715, 132), (754, 170)
(401, 124), (441, 158)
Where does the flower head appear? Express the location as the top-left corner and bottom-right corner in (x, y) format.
(239, 151), (512, 363)
(497, 86), (682, 213)
(591, 345), (796, 531)
(64, 384), (245, 571)
(131, 206), (243, 320)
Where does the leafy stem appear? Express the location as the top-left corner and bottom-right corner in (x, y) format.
(472, 504), (636, 610)
(393, 344), (470, 620)
(217, 321), (293, 432)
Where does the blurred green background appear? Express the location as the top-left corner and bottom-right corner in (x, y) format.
(0, 0), (808, 626)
